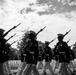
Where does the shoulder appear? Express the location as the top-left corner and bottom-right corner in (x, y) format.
(48, 46), (51, 49)
(63, 41), (67, 45)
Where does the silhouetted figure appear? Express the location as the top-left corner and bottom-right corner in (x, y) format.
(21, 31), (39, 75)
(4, 43), (13, 75)
(53, 34), (71, 75)
(42, 41), (55, 75)
(0, 28), (7, 75)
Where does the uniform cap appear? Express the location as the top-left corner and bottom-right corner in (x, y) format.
(57, 34), (64, 37)
(0, 28), (5, 33)
(0, 28), (5, 36)
(28, 30), (36, 39)
(28, 30), (36, 36)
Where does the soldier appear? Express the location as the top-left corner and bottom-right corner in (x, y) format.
(16, 31), (29, 75)
(42, 41), (55, 75)
(21, 30), (39, 75)
(0, 28), (8, 75)
(53, 34), (71, 75)
(4, 43), (13, 75)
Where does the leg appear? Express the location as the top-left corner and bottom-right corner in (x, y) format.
(66, 63), (73, 74)
(5, 61), (12, 75)
(22, 64), (32, 75)
(16, 62), (26, 75)
(32, 64), (39, 75)
(3, 62), (8, 75)
(42, 62), (46, 75)
(0, 62), (6, 75)
(59, 63), (69, 75)
(70, 60), (75, 71)
(47, 62), (55, 75)
(54, 61), (59, 72)
(37, 61), (43, 69)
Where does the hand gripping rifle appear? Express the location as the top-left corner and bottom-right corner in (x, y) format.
(3, 23), (21, 37)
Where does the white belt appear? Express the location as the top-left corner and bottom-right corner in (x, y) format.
(30, 52), (34, 54)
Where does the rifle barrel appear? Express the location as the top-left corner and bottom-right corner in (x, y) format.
(10, 40), (17, 46)
(49, 38), (56, 44)
(3, 23), (21, 37)
(64, 29), (71, 37)
(6, 33), (16, 42)
(36, 26), (46, 35)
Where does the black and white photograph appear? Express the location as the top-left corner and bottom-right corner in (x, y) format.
(0, 0), (76, 75)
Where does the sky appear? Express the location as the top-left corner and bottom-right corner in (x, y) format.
(0, 0), (76, 48)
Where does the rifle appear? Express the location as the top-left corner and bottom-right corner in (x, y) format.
(36, 26), (46, 35)
(3, 23), (21, 37)
(6, 33), (16, 42)
(48, 38), (56, 45)
(10, 40), (18, 46)
(42, 38), (56, 52)
(63, 29), (71, 37)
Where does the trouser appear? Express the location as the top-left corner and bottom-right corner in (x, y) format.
(4, 61), (11, 75)
(59, 63), (70, 75)
(43, 62), (55, 75)
(0, 62), (6, 75)
(37, 61), (43, 69)
(69, 60), (75, 71)
(16, 62), (26, 75)
(22, 64), (39, 75)
(54, 61), (59, 72)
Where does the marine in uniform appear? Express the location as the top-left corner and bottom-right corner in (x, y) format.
(42, 41), (55, 75)
(0, 28), (8, 75)
(53, 34), (72, 75)
(21, 30), (39, 75)
(4, 43), (12, 75)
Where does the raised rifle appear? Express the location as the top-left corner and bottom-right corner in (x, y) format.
(48, 38), (56, 45)
(36, 26), (46, 35)
(10, 40), (18, 46)
(3, 23), (21, 37)
(42, 38), (56, 53)
(63, 29), (71, 37)
(6, 33), (16, 42)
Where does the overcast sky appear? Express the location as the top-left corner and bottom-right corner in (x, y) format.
(0, 0), (76, 48)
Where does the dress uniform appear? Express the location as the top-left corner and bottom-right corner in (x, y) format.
(21, 31), (39, 75)
(42, 41), (55, 75)
(53, 34), (71, 75)
(0, 28), (7, 75)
